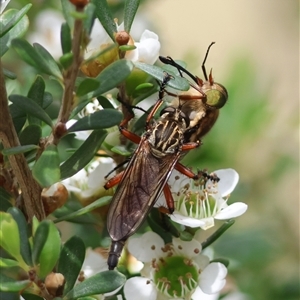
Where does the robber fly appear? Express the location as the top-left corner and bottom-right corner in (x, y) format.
(159, 42), (228, 143)
(105, 74), (203, 270)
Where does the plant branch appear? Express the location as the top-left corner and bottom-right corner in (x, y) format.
(46, 11), (84, 146)
(0, 59), (45, 221)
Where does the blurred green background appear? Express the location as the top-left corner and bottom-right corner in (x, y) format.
(2, 0), (299, 299)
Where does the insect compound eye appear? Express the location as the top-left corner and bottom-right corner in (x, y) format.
(160, 106), (176, 117)
(179, 111), (190, 127)
(205, 83), (228, 109)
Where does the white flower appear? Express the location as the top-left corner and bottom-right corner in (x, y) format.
(125, 29), (160, 65)
(125, 232), (227, 300)
(28, 9), (64, 59)
(80, 248), (123, 300)
(62, 158), (115, 203)
(87, 18), (160, 65)
(160, 169), (247, 230)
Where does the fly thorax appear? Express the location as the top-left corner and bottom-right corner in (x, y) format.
(148, 120), (184, 157)
(148, 107), (189, 158)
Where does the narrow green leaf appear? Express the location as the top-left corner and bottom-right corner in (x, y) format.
(68, 109), (122, 132)
(19, 125), (42, 146)
(134, 62), (190, 91)
(38, 221), (61, 279)
(92, 0), (117, 41)
(83, 3), (96, 34)
(0, 258), (20, 268)
(2, 145), (39, 156)
(32, 145), (61, 187)
(27, 76), (45, 105)
(7, 207), (33, 267)
(60, 130), (107, 180)
(0, 273), (30, 292)
(76, 78), (100, 97)
(33, 43), (62, 80)
(60, 22), (72, 54)
(97, 96), (114, 109)
(27, 76), (45, 125)
(32, 220), (49, 265)
(0, 212), (27, 270)
(61, 0), (75, 29)
(11, 39), (40, 69)
(0, 5), (32, 37)
(59, 52), (74, 69)
(54, 196), (111, 223)
(9, 94), (53, 127)
(64, 271), (126, 299)
(124, 0), (140, 32)
(2, 68), (17, 79)
(0, 11), (29, 57)
(90, 59), (133, 98)
(57, 236), (86, 295)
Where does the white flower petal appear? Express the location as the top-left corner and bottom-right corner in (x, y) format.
(82, 248), (107, 277)
(199, 262), (227, 294)
(88, 160), (114, 188)
(170, 213), (207, 228)
(124, 277), (157, 300)
(128, 232), (165, 262)
(172, 237), (202, 258)
(191, 287), (219, 300)
(213, 169), (239, 197)
(214, 202), (248, 220)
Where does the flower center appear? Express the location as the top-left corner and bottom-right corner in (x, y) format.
(176, 181), (218, 219)
(153, 255), (199, 298)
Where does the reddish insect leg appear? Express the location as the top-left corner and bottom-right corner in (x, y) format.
(104, 171), (124, 189)
(162, 184), (174, 214)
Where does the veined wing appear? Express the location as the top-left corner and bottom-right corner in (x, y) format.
(107, 136), (181, 241)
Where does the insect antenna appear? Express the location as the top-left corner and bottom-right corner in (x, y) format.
(202, 42), (215, 81)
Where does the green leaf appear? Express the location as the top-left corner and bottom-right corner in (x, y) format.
(61, 0), (75, 29)
(124, 0), (140, 32)
(83, 3), (96, 34)
(0, 5), (32, 37)
(97, 96), (114, 109)
(68, 109), (122, 132)
(1, 145), (39, 156)
(32, 220), (61, 279)
(27, 76), (45, 125)
(0, 212), (27, 269)
(76, 78), (100, 97)
(64, 271), (126, 299)
(11, 39), (62, 79)
(19, 125), (42, 146)
(9, 94), (53, 127)
(7, 207), (33, 267)
(0, 9), (29, 57)
(57, 236), (86, 295)
(32, 145), (61, 187)
(90, 59), (133, 98)
(54, 196), (111, 223)
(59, 52), (74, 69)
(92, 0), (117, 41)
(60, 129), (107, 180)
(0, 258), (20, 268)
(33, 43), (63, 80)
(2, 68), (17, 79)
(0, 273), (30, 292)
(60, 22), (72, 54)
(134, 62), (190, 91)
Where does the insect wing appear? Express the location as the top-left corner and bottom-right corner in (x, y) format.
(107, 137), (180, 242)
